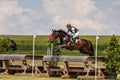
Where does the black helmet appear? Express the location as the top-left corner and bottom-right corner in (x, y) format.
(66, 24), (71, 27)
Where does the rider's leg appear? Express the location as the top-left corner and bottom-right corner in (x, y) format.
(72, 31), (80, 43)
(70, 37), (75, 46)
(72, 37), (75, 44)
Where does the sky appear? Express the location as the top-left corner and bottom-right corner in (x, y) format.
(0, 0), (120, 35)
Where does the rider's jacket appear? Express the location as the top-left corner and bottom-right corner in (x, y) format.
(67, 27), (79, 36)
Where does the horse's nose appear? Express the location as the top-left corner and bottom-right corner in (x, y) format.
(50, 39), (53, 43)
(51, 41), (53, 43)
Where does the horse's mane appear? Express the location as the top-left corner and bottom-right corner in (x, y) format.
(56, 29), (68, 35)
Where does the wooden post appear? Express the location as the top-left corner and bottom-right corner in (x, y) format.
(43, 61), (49, 77)
(84, 62), (90, 76)
(4, 60), (9, 74)
(63, 61), (70, 78)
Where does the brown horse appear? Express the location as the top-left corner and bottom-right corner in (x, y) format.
(50, 29), (94, 56)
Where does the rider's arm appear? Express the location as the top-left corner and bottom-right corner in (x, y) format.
(71, 27), (76, 34)
(67, 30), (69, 33)
(67, 30), (73, 36)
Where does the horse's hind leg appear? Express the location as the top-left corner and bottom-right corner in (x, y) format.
(79, 47), (93, 56)
(85, 48), (94, 56)
(79, 48), (85, 53)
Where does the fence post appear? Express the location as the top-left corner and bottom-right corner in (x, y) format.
(32, 34), (36, 76)
(95, 35), (99, 80)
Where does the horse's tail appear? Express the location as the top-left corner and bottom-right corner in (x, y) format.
(89, 42), (94, 56)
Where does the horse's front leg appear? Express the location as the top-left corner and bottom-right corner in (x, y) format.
(56, 44), (66, 50)
(54, 48), (60, 56)
(54, 44), (65, 56)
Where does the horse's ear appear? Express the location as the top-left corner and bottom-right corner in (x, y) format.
(54, 29), (56, 31)
(52, 29), (56, 32)
(52, 29), (54, 32)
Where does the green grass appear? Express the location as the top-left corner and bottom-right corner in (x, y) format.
(1, 35), (120, 56)
(1, 74), (120, 80)
(0, 75), (77, 80)
(0, 74), (115, 80)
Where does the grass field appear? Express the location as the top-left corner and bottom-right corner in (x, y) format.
(0, 75), (77, 80)
(0, 74), (120, 80)
(1, 35), (120, 56)
(0, 74), (111, 80)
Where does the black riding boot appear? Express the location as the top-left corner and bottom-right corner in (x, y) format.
(72, 38), (75, 43)
(71, 38), (75, 46)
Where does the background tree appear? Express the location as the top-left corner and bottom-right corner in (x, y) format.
(104, 34), (120, 79)
(0, 38), (12, 54)
(0, 38), (12, 66)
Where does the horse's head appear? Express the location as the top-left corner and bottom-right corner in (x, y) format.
(50, 29), (68, 43)
(49, 29), (59, 43)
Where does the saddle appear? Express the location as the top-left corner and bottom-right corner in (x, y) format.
(70, 38), (83, 47)
(71, 37), (79, 43)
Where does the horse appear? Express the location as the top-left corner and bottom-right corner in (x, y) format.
(50, 29), (94, 56)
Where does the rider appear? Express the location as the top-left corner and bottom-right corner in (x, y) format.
(66, 24), (80, 45)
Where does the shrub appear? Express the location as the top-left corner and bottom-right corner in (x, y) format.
(104, 34), (120, 74)
(0, 38), (12, 54)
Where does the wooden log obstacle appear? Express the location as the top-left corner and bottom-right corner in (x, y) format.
(0, 54), (106, 79)
(0, 54), (43, 75)
(43, 56), (106, 79)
